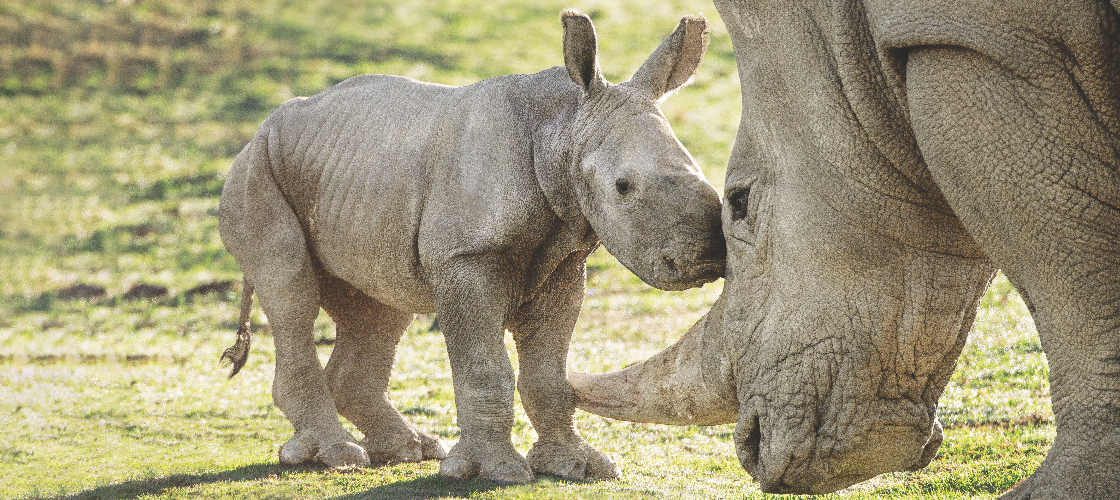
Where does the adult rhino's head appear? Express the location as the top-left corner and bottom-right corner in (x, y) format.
(571, 2), (1002, 494)
(560, 10), (724, 291)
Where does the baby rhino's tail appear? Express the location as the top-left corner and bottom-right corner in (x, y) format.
(221, 277), (255, 378)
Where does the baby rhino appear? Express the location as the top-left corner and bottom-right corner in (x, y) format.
(219, 10), (723, 483)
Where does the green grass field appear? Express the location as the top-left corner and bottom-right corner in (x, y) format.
(0, 1), (1051, 498)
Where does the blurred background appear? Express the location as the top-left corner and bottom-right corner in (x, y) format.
(0, 0), (737, 318)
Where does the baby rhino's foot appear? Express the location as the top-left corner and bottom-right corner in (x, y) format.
(363, 428), (449, 463)
(439, 439), (534, 484)
(279, 433), (370, 468)
(527, 439), (621, 480)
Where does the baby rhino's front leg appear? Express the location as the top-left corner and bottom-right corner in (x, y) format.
(512, 253), (621, 480)
(434, 256), (534, 484)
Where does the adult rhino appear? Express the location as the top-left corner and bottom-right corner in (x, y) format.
(573, 0), (1120, 497)
(219, 10), (724, 484)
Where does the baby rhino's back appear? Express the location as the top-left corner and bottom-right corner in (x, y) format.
(267, 75), (463, 312)
(265, 73), (546, 313)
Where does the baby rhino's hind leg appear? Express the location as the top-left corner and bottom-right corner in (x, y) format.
(319, 273), (449, 463)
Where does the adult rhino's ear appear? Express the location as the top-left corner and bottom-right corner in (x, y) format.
(626, 15), (709, 100)
(562, 9), (606, 95)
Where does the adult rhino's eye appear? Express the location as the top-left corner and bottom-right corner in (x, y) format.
(615, 179), (632, 196)
(728, 186), (750, 221)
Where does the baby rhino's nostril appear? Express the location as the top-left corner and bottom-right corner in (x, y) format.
(662, 255), (681, 276)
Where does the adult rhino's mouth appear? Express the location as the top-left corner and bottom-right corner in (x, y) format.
(733, 401), (812, 494)
(734, 413), (881, 494)
(735, 399), (943, 494)
(734, 407), (763, 480)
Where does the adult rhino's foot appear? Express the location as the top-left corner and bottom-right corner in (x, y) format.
(526, 439), (621, 480)
(1001, 472), (1083, 500)
(362, 428), (449, 463)
(999, 437), (1120, 499)
(439, 439), (533, 483)
(279, 433), (370, 468)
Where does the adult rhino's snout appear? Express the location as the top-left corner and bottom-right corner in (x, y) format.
(734, 396), (946, 494)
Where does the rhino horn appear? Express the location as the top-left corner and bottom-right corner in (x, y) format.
(570, 298), (738, 425)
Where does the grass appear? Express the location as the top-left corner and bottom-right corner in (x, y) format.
(0, 272), (1050, 499)
(0, 0), (1051, 498)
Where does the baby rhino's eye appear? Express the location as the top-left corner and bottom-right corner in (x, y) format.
(615, 179), (632, 196)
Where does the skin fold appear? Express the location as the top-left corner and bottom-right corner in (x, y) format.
(219, 10), (725, 484)
(572, 0), (1120, 497)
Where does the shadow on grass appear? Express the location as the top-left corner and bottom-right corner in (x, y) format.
(48, 463), (292, 500)
(46, 463), (507, 500)
(328, 475), (507, 500)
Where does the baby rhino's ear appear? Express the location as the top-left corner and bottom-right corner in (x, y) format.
(626, 15), (709, 100)
(561, 9), (607, 95)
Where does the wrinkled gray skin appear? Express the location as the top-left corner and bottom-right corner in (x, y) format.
(219, 10), (724, 484)
(572, 0), (1120, 496)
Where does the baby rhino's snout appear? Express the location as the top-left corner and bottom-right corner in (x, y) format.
(656, 236), (726, 290)
(649, 176), (726, 290)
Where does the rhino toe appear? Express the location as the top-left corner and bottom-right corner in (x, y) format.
(439, 439), (533, 483)
(485, 460), (535, 484)
(585, 451), (622, 480)
(439, 455), (479, 479)
(527, 439), (621, 481)
(317, 442), (370, 468)
(421, 433), (450, 460)
(279, 434), (370, 468)
(278, 435), (317, 465)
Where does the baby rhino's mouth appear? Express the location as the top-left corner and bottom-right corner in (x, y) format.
(653, 238), (726, 290)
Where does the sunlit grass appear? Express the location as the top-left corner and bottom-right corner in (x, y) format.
(0, 267), (1051, 499)
(941, 273), (1051, 429)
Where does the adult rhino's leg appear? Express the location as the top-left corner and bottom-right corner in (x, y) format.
(318, 272), (448, 463)
(434, 254), (533, 483)
(510, 252), (621, 481)
(906, 45), (1120, 499)
(219, 127), (367, 468)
